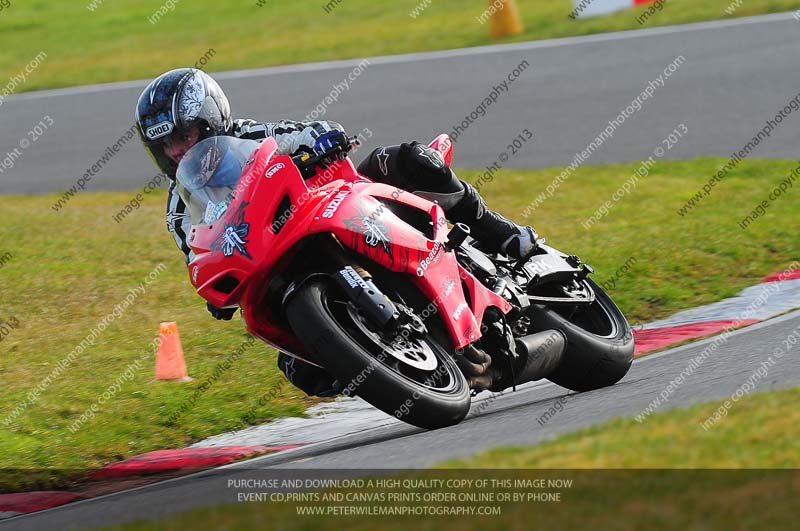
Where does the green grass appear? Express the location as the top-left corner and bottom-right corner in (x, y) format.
(0, 157), (797, 491)
(100, 388), (800, 529)
(441, 385), (800, 468)
(2, 0), (799, 91)
(0, 189), (311, 491)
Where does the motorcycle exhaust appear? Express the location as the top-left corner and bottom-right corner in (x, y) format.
(512, 330), (566, 384)
(455, 344), (494, 391)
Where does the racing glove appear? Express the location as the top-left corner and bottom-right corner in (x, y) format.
(207, 302), (237, 320)
(313, 130), (350, 157)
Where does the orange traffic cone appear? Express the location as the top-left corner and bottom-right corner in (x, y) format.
(490, 0), (524, 39)
(155, 322), (192, 381)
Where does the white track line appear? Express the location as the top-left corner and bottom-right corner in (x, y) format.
(4, 11), (796, 103)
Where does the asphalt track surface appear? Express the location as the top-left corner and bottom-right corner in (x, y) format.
(3, 309), (799, 530)
(3, 12), (800, 195)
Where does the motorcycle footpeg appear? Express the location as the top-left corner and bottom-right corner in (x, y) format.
(445, 223), (470, 252)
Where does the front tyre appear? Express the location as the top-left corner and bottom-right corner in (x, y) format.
(528, 279), (634, 392)
(285, 280), (471, 430)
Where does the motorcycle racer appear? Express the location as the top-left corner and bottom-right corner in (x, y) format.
(135, 67), (539, 395)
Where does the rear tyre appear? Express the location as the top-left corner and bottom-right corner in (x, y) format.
(528, 279), (634, 392)
(286, 280), (471, 429)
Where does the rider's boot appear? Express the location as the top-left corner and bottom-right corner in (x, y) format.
(444, 179), (539, 261)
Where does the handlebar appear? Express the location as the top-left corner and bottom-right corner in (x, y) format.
(290, 136), (361, 171)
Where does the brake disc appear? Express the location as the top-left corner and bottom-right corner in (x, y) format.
(347, 304), (439, 371)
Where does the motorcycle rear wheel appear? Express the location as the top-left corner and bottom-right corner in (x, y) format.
(527, 278), (634, 392)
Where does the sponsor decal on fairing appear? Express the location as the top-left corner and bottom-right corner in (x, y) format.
(210, 202), (252, 259)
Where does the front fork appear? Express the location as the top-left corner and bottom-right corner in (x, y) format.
(317, 235), (422, 339)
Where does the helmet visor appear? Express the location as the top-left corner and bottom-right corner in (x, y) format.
(176, 136), (260, 225)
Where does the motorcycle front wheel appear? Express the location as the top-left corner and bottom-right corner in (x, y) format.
(286, 280), (471, 430)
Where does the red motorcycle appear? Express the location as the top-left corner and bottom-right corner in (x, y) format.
(176, 134), (634, 429)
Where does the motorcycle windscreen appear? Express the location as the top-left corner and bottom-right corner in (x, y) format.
(175, 136), (261, 225)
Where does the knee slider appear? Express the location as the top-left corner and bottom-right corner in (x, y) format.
(399, 141), (459, 192)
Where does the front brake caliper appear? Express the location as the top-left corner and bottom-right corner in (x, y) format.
(395, 303), (427, 336)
